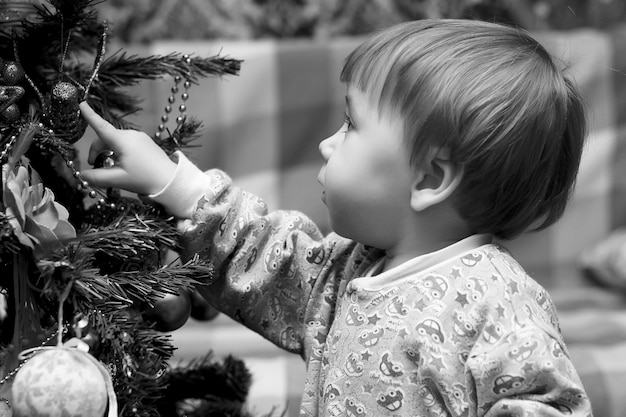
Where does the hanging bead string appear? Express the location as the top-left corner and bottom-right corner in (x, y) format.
(0, 129), (20, 164)
(155, 54), (192, 144)
(64, 157), (116, 210)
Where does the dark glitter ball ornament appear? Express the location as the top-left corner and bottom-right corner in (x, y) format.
(47, 81), (88, 143)
(0, 60), (25, 85)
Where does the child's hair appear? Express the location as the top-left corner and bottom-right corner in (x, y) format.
(340, 19), (587, 240)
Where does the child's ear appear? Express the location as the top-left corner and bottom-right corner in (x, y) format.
(410, 155), (463, 212)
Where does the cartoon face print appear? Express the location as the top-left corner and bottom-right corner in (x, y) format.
(461, 252), (483, 267)
(358, 327), (384, 348)
(346, 304), (367, 326)
(550, 402), (573, 414)
(239, 282), (260, 305)
(405, 347), (422, 367)
(244, 247), (258, 272)
(273, 271), (299, 297)
(386, 296), (409, 317)
(307, 316), (328, 332)
(306, 244), (326, 265)
(447, 383), (469, 416)
(379, 352), (404, 378)
(329, 330), (342, 354)
(421, 274), (449, 300)
(310, 346), (324, 362)
(416, 318), (445, 344)
(264, 240), (284, 273)
(217, 207), (234, 237)
(508, 339), (539, 362)
(551, 340), (565, 358)
(535, 288), (553, 313)
(453, 311), (477, 338)
(345, 397), (367, 417)
(230, 215), (248, 243)
(559, 388), (587, 406)
(280, 326), (300, 350)
(322, 284), (337, 306)
(286, 214), (314, 234)
(492, 374), (525, 395)
(482, 321), (503, 344)
(268, 295), (282, 321)
(323, 384), (341, 403)
(344, 352), (365, 377)
(249, 193), (268, 212)
(419, 384), (437, 407)
(377, 388), (404, 412)
(465, 277), (488, 301)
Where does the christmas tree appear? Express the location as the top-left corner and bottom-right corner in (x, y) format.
(0, 1), (259, 416)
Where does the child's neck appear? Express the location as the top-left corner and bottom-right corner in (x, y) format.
(381, 208), (473, 273)
(382, 233), (489, 274)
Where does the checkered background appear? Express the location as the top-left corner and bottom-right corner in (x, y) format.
(79, 27), (626, 416)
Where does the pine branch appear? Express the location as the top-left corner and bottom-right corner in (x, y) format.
(97, 51), (242, 86)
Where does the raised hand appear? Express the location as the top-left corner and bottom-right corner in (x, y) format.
(79, 102), (177, 196)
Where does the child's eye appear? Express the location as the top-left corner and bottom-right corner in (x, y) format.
(342, 114), (355, 131)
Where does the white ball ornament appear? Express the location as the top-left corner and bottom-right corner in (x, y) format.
(10, 347), (116, 417)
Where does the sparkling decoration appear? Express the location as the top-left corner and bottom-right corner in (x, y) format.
(0, 61), (25, 85)
(0, 58), (26, 122)
(45, 81), (88, 144)
(11, 347), (113, 417)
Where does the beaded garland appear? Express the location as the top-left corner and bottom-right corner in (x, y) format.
(66, 54), (194, 211)
(155, 54), (193, 142)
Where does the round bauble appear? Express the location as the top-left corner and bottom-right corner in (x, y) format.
(0, 61), (24, 85)
(143, 289), (192, 332)
(189, 289), (220, 321)
(1, 103), (20, 122)
(11, 348), (108, 417)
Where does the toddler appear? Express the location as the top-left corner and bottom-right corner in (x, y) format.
(80, 19), (592, 417)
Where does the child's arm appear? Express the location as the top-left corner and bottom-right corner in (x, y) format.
(467, 326), (592, 416)
(79, 102), (354, 355)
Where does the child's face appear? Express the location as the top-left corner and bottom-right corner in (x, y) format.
(317, 85), (415, 249)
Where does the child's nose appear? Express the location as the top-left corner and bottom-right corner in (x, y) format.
(319, 132), (338, 161)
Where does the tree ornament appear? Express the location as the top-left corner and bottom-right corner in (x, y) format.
(0, 58), (26, 122)
(45, 81), (87, 144)
(142, 289), (192, 332)
(0, 61), (25, 86)
(189, 289), (220, 321)
(11, 346), (116, 417)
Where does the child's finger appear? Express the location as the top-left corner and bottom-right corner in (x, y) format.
(79, 102), (118, 145)
(80, 166), (127, 190)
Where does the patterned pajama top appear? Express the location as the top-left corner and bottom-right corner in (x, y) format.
(152, 152), (592, 417)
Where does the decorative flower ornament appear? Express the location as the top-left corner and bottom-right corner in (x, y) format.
(2, 157), (76, 255)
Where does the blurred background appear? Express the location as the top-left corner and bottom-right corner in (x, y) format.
(71, 1), (626, 416)
(94, 0), (626, 41)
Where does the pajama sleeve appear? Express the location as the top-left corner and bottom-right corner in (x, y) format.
(150, 152), (351, 355)
(467, 324), (592, 417)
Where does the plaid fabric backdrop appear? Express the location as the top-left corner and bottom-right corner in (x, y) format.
(78, 27), (626, 416)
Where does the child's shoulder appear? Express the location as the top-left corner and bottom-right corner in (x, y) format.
(436, 243), (553, 308)
(444, 242), (560, 328)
